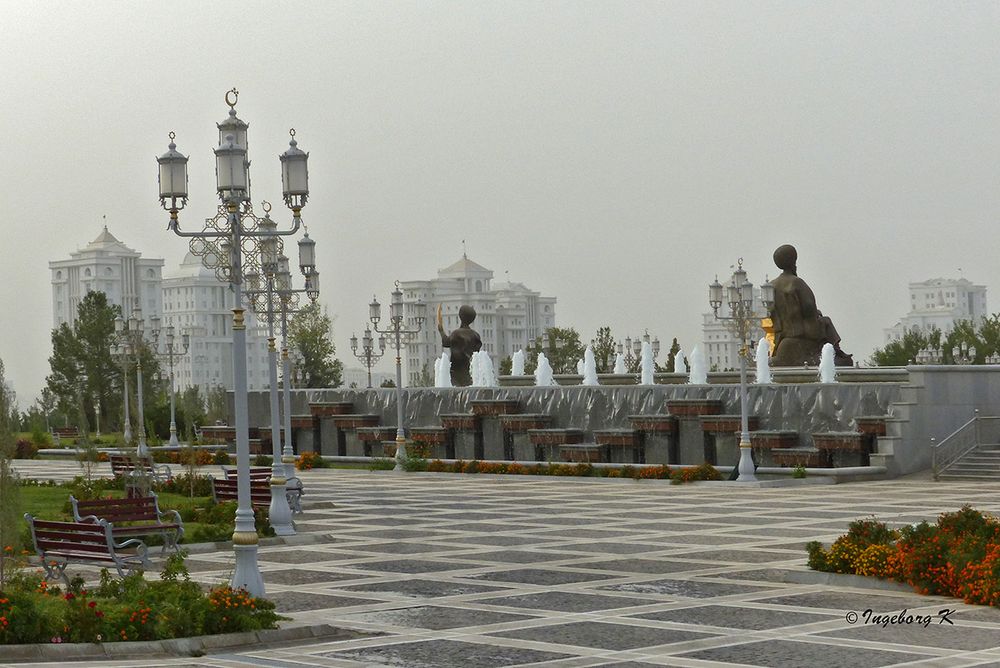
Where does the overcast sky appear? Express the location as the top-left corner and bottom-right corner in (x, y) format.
(2, 1), (999, 405)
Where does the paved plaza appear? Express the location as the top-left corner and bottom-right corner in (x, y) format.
(9, 461), (1000, 667)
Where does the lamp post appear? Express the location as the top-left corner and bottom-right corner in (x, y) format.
(370, 284), (426, 471)
(952, 342), (976, 365)
(157, 88), (310, 596)
(351, 327), (387, 388)
(113, 318), (133, 446)
(151, 325), (190, 447)
(916, 347), (944, 365)
(244, 214), (317, 537)
(708, 258), (758, 483)
(277, 255), (319, 479)
(114, 307), (152, 457)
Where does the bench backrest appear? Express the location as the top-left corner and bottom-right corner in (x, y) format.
(222, 466), (272, 482)
(72, 495), (159, 524)
(211, 478), (271, 506)
(110, 454), (156, 473)
(27, 516), (113, 556)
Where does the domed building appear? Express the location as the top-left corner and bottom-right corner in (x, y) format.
(49, 226), (164, 328)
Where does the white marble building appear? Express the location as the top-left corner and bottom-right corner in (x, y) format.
(50, 227), (164, 328)
(884, 278), (988, 342)
(399, 255), (557, 386)
(162, 252), (272, 394)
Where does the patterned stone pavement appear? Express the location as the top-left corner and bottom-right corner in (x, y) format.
(10, 460), (1000, 667)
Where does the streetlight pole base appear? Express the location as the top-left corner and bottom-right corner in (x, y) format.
(168, 425), (179, 448)
(231, 541), (265, 597)
(736, 439), (757, 482)
(394, 435), (408, 472)
(268, 478), (296, 536)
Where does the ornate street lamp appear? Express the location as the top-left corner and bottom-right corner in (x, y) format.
(157, 88), (311, 596)
(370, 284), (426, 471)
(952, 342), (976, 365)
(351, 327), (387, 388)
(113, 316), (133, 446)
(151, 325), (191, 447)
(244, 210), (318, 535)
(708, 258), (758, 483)
(112, 306), (154, 457)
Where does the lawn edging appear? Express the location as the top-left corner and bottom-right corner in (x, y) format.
(0, 622), (370, 663)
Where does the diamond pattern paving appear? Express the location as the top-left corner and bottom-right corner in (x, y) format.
(12, 461), (1000, 667)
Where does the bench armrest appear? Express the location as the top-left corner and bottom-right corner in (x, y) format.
(114, 538), (149, 563)
(157, 508), (183, 526)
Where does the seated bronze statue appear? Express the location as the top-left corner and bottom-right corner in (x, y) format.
(437, 304), (483, 386)
(769, 244), (853, 367)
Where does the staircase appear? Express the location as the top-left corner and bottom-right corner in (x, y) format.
(937, 445), (1000, 480)
(933, 414), (1000, 481)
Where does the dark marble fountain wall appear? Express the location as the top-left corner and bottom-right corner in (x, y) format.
(244, 382), (902, 447)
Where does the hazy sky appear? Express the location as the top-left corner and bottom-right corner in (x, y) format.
(2, 1), (999, 405)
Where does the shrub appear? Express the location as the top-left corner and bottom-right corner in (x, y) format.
(14, 439), (37, 459)
(253, 454), (272, 467)
(29, 426), (52, 448)
(670, 462), (722, 484)
(638, 465), (670, 480)
(368, 458), (395, 471)
(806, 506), (1000, 607)
(0, 554), (283, 645)
(426, 459), (448, 472)
(213, 450), (232, 465)
(295, 452), (328, 471)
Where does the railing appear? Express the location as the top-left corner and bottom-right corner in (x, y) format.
(931, 411), (980, 480)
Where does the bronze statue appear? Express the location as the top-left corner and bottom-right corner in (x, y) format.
(437, 304), (483, 386)
(769, 244), (853, 367)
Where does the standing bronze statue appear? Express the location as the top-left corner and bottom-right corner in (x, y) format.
(769, 244), (853, 367)
(437, 304), (483, 386)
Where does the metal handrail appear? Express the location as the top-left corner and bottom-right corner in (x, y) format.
(931, 412), (979, 480)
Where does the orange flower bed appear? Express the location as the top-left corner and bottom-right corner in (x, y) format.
(807, 506), (1000, 606)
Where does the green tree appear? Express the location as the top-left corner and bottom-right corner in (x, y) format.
(288, 303), (344, 388)
(178, 386), (208, 440)
(0, 359), (21, 584)
(591, 326), (617, 374)
(205, 385), (229, 425)
(870, 327), (942, 366)
(663, 337), (682, 373)
(523, 327), (585, 375)
(45, 291), (126, 432)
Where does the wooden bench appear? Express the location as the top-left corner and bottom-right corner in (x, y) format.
(69, 493), (183, 554)
(109, 454), (173, 483)
(51, 426), (81, 441)
(211, 477), (272, 510)
(219, 466), (304, 514)
(24, 515), (148, 584)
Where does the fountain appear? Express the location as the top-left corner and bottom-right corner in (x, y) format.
(471, 350), (498, 387)
(576, 359), (584, 375)
(819, 343), (837, 383)
(511, 349), (526, 376)
(535, 352), (555, 386)
(582, 346), (599, 386)
(613, 352), (626, 374)
(433, 350), (452, 388)
(640, 340), (655, 385)
(674, 349), (687, 375)
(755, 337), (772, 384)
(688, 344), (708, 384)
